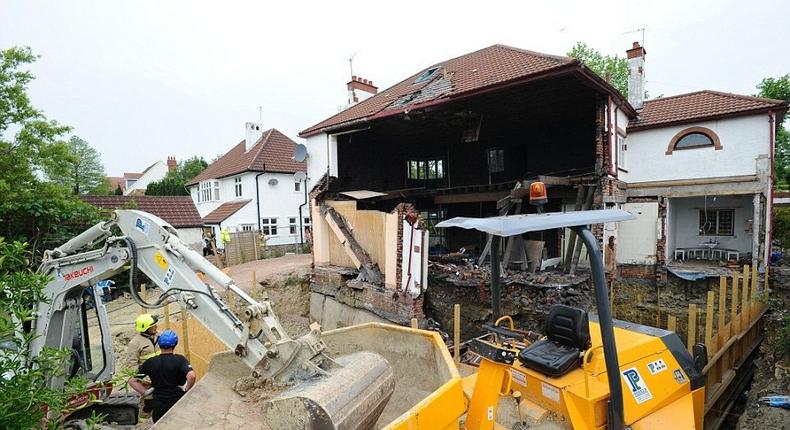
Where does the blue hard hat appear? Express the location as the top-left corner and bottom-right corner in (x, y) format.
(158, 329), (178, 349)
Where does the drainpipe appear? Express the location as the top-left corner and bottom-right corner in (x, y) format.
(298, 178), (308, 248)
(768, 112), (776, 265)
(255, 164), (267, 231)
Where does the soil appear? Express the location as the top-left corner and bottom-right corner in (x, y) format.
(735, 266), (790, 429)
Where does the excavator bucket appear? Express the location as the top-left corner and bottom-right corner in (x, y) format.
(154, 350), (395, 430)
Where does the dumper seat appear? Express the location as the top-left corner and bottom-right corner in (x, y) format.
(518, 304), (591, 377)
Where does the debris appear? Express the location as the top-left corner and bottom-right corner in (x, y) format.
(758, 395), (790, 410)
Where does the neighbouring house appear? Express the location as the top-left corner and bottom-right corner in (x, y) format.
(108, 156), (177, 195)
(298, 43), (787, 328)
(81, 195), (204, 250)
(185, 125), (308, 250)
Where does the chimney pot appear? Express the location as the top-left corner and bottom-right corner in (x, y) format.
(632, 41), (640, 49)
(352, 75), (357, 81)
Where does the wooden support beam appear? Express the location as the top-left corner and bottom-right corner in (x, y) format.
(140, 283), (147, 314)
(742, 265), (750, 329)
(251, 270), (258, 300)
(570, 185), (595, 274)
(434, 191), (510, 205)
(731, 271), (740, 335)
(411, 318), (418, 329)
(563, 185), (586, 271)
(180, 309), (191, 362)
(688, 304), (697, 354)
(705, 291), (715, 357)
(667, 315), (677, 333)
(454, 304), (461, 368)
(164, 303), (170, 329)
(536, 175), (571, 186)
(718, 277), (727, 348)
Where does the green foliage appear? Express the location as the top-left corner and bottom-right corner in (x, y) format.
(773, 207), (790, 248)
(756, 74), (790, 188)
(567, 42), (628, 97)
(113, 184), (123, 195)
(45, 136), (107, 195)
(145, 155), (208, 196)
(0, 239), (94, 428)
(778, 314), (790, 358)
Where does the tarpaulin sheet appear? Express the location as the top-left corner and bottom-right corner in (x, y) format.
(435, 209), (634, 237)
(666, 267), (709, 281)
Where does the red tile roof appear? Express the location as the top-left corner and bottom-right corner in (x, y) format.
(186, 128), (306, 186)
(629, 90), (788, 131)
(300, 44), (633, 137)
(81, 195), (203, 228)
(202, 200), (251, 224)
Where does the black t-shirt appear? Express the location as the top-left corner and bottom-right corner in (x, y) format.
(137, 353), (193, 402)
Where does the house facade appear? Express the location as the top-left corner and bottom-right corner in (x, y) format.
(186, 124), (308, 249)
(297, 43), (786, 327)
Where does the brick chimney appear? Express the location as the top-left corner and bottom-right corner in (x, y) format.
(347, 76), (378, 106)
(166, 156), (177, 173)
(626, 41), (646, 109)
(245, 122), (263, 152)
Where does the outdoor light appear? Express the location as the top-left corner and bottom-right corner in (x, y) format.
(529, 181), (548, 207)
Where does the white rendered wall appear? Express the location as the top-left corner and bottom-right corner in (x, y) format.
(623, 114), (771, 183)
(176, 227), (204, 251)
(124, 161), (168, 195)
(305, 133), (338, 184)
(617, 202), (659, 265)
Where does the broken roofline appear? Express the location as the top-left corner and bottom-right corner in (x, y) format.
(299, 62), (637, 138)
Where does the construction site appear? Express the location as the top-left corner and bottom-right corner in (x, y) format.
(3, 5), (790, 429)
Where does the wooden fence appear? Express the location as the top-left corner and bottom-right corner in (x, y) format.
(661, 264), (768, 429)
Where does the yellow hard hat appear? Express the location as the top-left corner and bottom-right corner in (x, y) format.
(135, 314), (159, 333)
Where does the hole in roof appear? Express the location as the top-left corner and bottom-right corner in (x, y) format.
(414, 66), (440, 84)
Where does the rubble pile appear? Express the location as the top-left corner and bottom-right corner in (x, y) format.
(425, 257), (594, 338)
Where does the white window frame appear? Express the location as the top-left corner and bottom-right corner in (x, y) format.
(240, 224), (254, 232)
(617, 133), (627, 171)
(199, 180), (220, 203)
(294, 181), (301, 193)
(261, 218), (278, 236)
(234, 177), (243, 197)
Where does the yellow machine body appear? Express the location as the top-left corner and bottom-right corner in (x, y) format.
(468, 319), (706, 429)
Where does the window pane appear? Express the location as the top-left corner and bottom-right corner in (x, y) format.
(717, 210), (734, 235)
(417, 161), (425, 179)
(676, 132), (714, 149)
(437, 160), (444, 178)
(304, 217), (311, 225)
(699, 210), (715, 235)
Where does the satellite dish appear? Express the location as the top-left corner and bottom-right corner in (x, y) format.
(294, 172), (307, 182)
(268, 178), (279, 186)
(293, 144), (308, 162)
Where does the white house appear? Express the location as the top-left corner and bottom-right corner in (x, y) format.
(186, 124), (308, 249)
(122, 157), (175, 195)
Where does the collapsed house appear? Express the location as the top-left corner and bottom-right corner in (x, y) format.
(298, 43), (788, 329)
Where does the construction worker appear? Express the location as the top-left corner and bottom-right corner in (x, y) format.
(128, 330), (196, 422)
(125, 314), (160, 369)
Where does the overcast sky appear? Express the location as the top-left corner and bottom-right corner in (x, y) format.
(2, 0), (788, 176)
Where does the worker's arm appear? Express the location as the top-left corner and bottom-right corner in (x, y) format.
(128, 376), (148, 396)
(184, 370), (197, 392)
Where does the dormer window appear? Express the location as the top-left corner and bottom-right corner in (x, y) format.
(666, 127), (722, 155)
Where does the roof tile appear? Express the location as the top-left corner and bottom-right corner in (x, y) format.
(81, 195), (203, 228)
(187, 129), (305, 185)
(202, 200), (252, 224)
(629, 90), (787, 130)
(299, 44), (575, 136)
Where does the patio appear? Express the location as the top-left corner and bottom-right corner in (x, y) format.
(666, 195), (755, 265)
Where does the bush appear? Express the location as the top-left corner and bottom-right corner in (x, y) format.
(778, 314), (790, 358)
(0, 238), (93, 428)
(773, 207), (790, 250)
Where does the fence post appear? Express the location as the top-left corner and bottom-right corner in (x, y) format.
(667, 315), (677, 333)
(140, 283), (147, 314)
(731, 271), (740, 335)
(705, 291), (715, 357)
(454, 304), (461, 368)
(687, 304), (697, 354)
(251, 270), (258, 300)
(742, 265), (751, 329)
(164, 302), (170, 329)
(751, 264), (759, 319)
(411, 318), (418, 329)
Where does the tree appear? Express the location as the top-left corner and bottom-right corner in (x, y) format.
(145, 156), (208, 196)
(567, 42), (629, 97)
(46, 136), (107, 195)
(756, 74), (790, 187)
(0, 47), (100, 258)
(114, 183), (123, 195)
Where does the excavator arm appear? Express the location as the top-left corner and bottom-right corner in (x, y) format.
(36, 209), (395, 429)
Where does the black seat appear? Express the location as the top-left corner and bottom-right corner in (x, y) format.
(518, 304), (591, 377)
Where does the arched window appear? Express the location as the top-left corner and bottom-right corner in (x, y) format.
(666, 127), (722, 155)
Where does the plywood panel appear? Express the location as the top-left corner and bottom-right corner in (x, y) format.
(325, 201), (390, 270)
(617, 202), (659, 265)
(165, 315), (228, 381)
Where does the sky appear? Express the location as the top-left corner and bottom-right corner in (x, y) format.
(2, 0), (789, 176)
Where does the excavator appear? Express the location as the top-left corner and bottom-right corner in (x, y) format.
(32, 209), (395, 428)
(30, 186), (707, 429)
